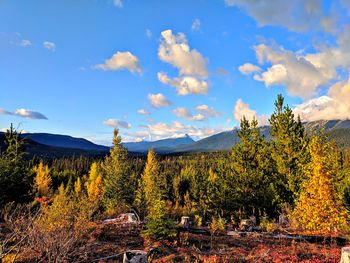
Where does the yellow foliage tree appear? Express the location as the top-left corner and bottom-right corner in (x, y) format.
(293, 133), (348, 233)
(142, 149), (161, 208)
(34, 161), (52, 197)
(86, 162), (103, 202)
(74, 177), (82, 196)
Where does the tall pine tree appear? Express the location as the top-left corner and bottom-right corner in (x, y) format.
(102, 129), (134, 211)
(269, 94), (309, 205)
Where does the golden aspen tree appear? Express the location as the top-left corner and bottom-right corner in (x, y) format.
(34, 161), (52, 197)
(86, 162), (103, 202)
(293, 133), (348, 233)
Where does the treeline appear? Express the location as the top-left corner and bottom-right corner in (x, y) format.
(1, 95), (350, 244)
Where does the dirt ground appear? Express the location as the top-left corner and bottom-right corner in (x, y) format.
(85, 223), (344, 263)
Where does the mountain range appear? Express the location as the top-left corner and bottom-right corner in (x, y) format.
(1, 119), (350, 158)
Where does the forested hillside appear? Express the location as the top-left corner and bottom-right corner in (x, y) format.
(1, 96), (350, 262)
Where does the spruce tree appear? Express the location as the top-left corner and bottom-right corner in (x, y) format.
(0, 125), (32, 207)
(231, 117), (276, 217)
(269, 94), (309, 205)
(102, 129), (134, 211)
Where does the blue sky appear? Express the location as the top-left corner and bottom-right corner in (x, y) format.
(1, 0), (350, 145)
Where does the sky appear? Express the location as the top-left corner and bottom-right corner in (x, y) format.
(1, 0), (350, 145)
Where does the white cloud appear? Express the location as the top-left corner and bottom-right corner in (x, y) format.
(225, 0), (325, 32)
(196, 104), (220, 117)
(95, 51), (142, 74)
(146, 29), (152, 38)
(137, 108), (151, 115)
(252, 44), (340, 99)
(233, 99), (268, 126)
(158, 72), (208, 95)
(113, 0), (123, 8)
(43, 41), (56, 51)
(173, 107), (205, 121)
(293, 77), (350, 122)
(191, 18), (201, 31)
(158, 29), (208, 77)
(103, 118), (131, 129)
(20, 39), (31, 47)
(238, 63), (261, 75)
(0, 108), (48, 120)
(157, 29), (210, 96)
(148, 93), (172, 108)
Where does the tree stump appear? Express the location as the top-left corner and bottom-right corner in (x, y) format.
(123, 250), (147, 263)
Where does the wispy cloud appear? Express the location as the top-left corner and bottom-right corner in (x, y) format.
(113, 0), (123, 8)
(137, 109), (151, 115)
(0, 108), (48, 120)
(43, 41), (56, 51)
(191, 18), (201, 31)
(20, 39), (31, 47)
(225, 0), (330, 32)
(145, 29), (152, 38)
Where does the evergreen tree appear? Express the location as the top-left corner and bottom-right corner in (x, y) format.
(34, 161), (52, 197)
(0, 124), (32, 207)
(269, 94), (309, 205)
(143, 198), (177, 241)
(231, 117), (276, 218)
(293, 133), (348, 233)
(102, 129), (134, 211)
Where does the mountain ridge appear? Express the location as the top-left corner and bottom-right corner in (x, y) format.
(1, 119), (350, 156)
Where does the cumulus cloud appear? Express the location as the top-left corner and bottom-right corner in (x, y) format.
(158, 29), (208, 76)
(252, 43), (342, 99)
(157, 29), (209, 95)
(148, 93), (172, 108)
(113, 0), (123, 8)
(137, 109), (151, 115)
(95, 51), (142, 74)
(225, 0), (326, 32)
(20, 39), (31, 47)
(158, 72), (208, 95)
(191, 18), (201, 31)
(238, 63), (261, 75)
(233, 99), (268, 126)
(293, 77), (350, 122)
(43, 41), (56, 51)
(103, 118), (131, 129)
(173, 107), (205, 121)
(0, 108), (48, 120)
